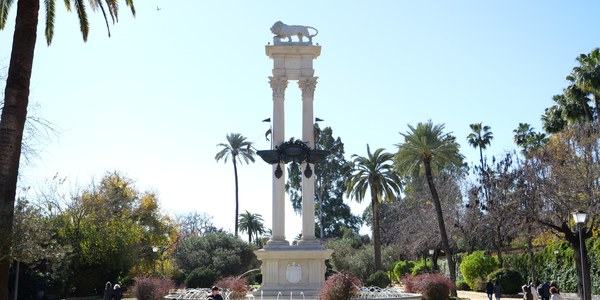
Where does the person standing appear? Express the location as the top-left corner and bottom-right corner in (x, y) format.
(494, 280), (502, 300)
(103, 282), (112, 300)
(530, 281), (539, 300)
(523, 282), (533, 300)
(113, 284), (123, 300)
(549, 287), (563, 300)
(538, 281), (550, 300)
(486, 280), (494, 300)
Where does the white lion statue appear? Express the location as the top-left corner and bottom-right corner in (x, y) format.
(270, 21), (318, 44)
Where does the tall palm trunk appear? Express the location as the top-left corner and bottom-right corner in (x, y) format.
(233, 158), (239, 237)
(0, 0), (39, 298)
(371, 186), (382, 270)
(424, 160), (457, 296)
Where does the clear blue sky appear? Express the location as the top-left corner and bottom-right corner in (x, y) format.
(1, 1), (599, 238)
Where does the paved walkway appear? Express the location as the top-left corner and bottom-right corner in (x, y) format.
(456, 290), (598, 300)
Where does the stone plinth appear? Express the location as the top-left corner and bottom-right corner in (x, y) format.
(266, 45), (321, 80)
(254, 247), (333, 297)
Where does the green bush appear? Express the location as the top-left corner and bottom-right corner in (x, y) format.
(411, 259), (431, 275)
(365, 270), (390, 288)
(185, 267), (219, 288)
(472, 277), (488, 292)
(488, 268), (523, 294)
(393, 261), (415, 282)
(455, 280), (470, 291)
(174, 232), (258, 279)
(459, 251), (498, 290)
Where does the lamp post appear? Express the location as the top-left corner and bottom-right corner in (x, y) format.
(429, 249), (434, 270)
(152, 246), (159, 274)
(572, 211), (587, 300)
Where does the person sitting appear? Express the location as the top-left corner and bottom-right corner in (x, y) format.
(209, 286), (223, 300)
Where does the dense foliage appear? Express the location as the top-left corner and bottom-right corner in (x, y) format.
(459, 251), (498, 290)
(365, 270), (390, 288)
(174, 232), (259, 284)
(487, 268), (523, 294)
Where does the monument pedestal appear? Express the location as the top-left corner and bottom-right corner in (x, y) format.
(254, 247), (333, 297)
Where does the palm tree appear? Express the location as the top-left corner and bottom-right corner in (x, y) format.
(0, 1), (135, 298)
(568, 48), (600, 118)
(467, 123), (493, 204)
(238, 211), (265, 244)
(395, 121), (464, 296)
(466, 123), (493, 172)
(345, 145), (401, 271)
(215, 133), (255, 238)
(513, 123), (547, 156)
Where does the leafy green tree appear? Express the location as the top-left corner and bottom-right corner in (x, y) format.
(46, 172), (174, 296)
(345, 145), (401, 271)
(395, 121), (464, 296)
(459, 250), (498, 291)
(286, 125), (361, 238)
(522, 123), (600, 300)
(238, 211), (265, 244)
(215, 133), (256, 238)
(0, 1), (135, 297)
(174, 232), (258, 280)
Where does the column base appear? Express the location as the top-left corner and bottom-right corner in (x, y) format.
(254, 247), (333, 298)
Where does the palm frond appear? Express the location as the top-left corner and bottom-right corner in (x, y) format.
(0, 0), (15, 29)
(95, 0), (112, 37)
(44, 0), (56, 45)
(74, 0), (89, 41)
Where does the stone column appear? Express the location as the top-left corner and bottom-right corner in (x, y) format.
(298, 77), (318, 245)
(267, 76), (289, 248)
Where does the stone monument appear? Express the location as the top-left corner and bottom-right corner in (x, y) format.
(255, 21), (332, 297)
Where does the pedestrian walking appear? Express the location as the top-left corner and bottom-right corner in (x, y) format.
(103, 282), (112, 300)
(494, 280), (502, 300)
(486, 280), (494, 300)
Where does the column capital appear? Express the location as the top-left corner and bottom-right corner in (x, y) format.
(298, 77), (318, 99)
(269, 77), (288, 98)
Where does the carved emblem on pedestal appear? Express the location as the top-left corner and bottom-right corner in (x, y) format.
(285, 262), (302, 283)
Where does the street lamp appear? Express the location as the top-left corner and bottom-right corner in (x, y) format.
(152, 246), (159, 274)
(428, 249), (434, 270)
(572, 210), (587, 300)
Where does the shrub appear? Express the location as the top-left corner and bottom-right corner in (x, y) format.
(318, 273), (362, 300)
(365, 270), (390, 288)
(456, 280), (470, 291)
(459, 251), (498, 290)
(214, 276), (249, 300)
(488, 268), (523, 294)
(402, 273), (454, 300)
(411, 259), (431, 275)
(185, 267), (219, 288)
(472, 277), (488, 292)
(393, 261), (414, 282)
(132, 276), (175, 300)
